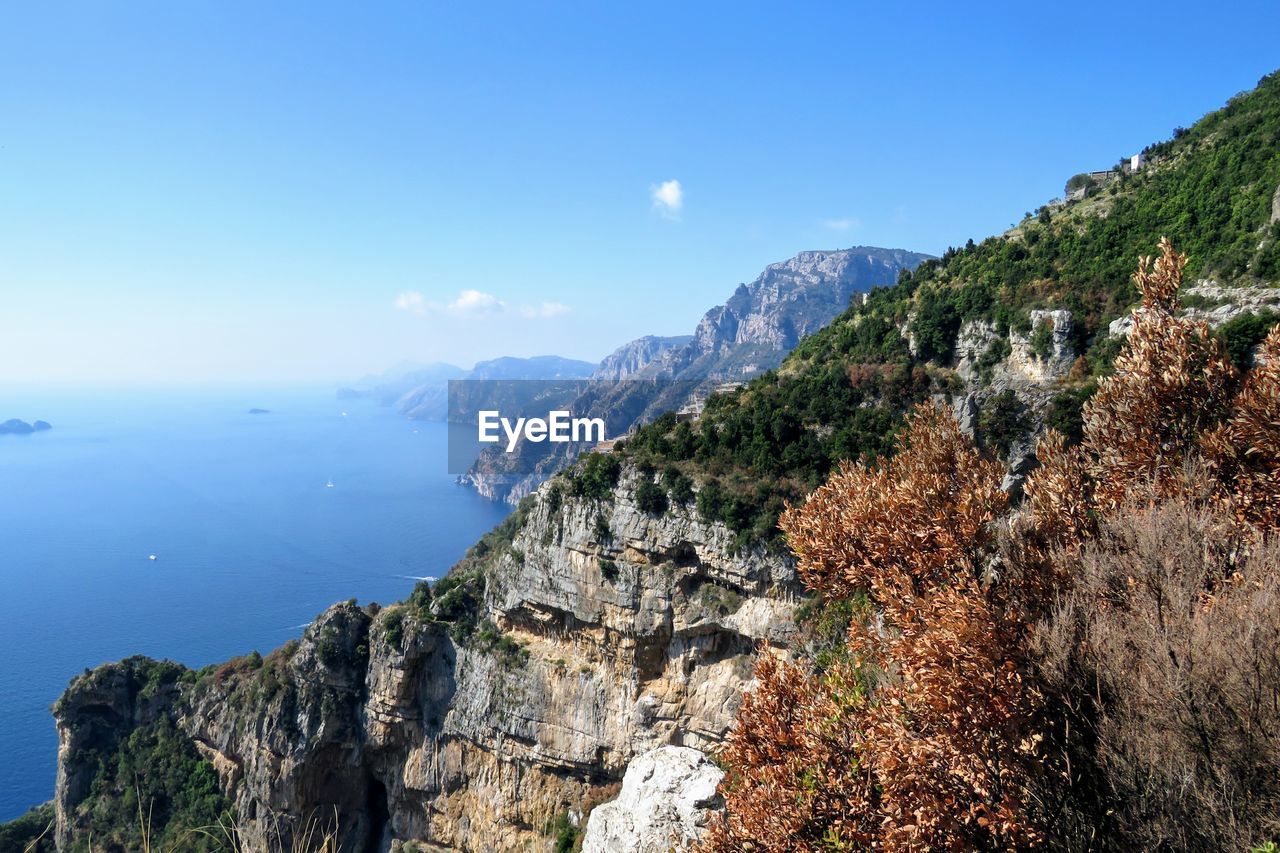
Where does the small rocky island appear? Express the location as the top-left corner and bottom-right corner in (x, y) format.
(247, 408), (270, 414)
(0, 419), (52, 435)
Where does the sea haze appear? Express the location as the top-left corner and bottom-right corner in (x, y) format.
(0, 385), (510, 820)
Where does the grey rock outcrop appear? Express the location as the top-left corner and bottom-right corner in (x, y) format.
(955, 319), (1000, 382)
(953, 393), (979, 439)
(1110, 281), (1280, 339)
(581, 746), (724, 853)
(594, 336), (694, 381)
(1009, 309), (1075, 382)
(671, 249), (930, 369)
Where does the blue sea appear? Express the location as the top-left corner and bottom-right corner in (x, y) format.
(0, 385), (510, 821)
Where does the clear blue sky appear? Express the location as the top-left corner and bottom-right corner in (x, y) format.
(2, 1), (1278, 383)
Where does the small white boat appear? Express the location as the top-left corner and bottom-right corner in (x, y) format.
(148, 554), (158, 561)
(325, 479), (335, 488)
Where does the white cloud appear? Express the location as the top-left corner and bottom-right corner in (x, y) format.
(394, 291), (428, 313)
(820, 217), (862, 232)
(448, 289), (505, 316)
(519, 302), (571, 319)
(650, 179), (683, 219)
(396, 289), (569, 321)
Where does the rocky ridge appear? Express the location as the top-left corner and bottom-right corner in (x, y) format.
(53, 466), (798, 852)
(592, 336), (693, 382)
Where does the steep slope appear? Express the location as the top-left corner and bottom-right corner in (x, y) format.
(613, 69), (1280, 550)
(463, 246), (932, 504)
(592, 335), (693, 381)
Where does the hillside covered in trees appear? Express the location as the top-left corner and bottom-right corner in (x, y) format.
(614, 69), (1280, 550)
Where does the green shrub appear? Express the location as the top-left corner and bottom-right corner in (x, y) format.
(1065, 172), (1096, 195)
(547, 811), (580, 853)
(696, 479), (726, 524)
(1216, 310), (1280, 371)
(382, 608), (405, 648)
(592, 512), (612, 543)
(598, 558), (619, 582)
(65, 716), (234, 853)
(473, 620), (528, 666)
(0, 802), (55, 852)
(976, 336), (1011, 380)
(431, 567), (486, 642)
(570, 453), (621, 500)
(913, 288), (961, 363)
(635, 479), (669, 515)
(978, 390), (1031, 458)
(545, 481), (565, 515)
(407, 580), (433, 618)
(1046, 386), (1094, 445)
(1029, 318), (1056, 360)
(663, 466), (694, 504)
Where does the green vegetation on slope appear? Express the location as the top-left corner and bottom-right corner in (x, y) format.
(612, 69), (1280, 548)
(66, 717), (234, 853)
(0, 802), (55, 852)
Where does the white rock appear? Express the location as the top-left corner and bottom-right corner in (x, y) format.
(581, 746), (725, 853)
(1010, 309), (1075, 381)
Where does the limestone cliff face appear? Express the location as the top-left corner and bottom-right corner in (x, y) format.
(592, 335), (693, 381)
(53, 467), (797, 852)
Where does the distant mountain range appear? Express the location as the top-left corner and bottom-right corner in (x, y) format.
(462, 246), (933, 502)
(338, 356), (598, 421)
(597, 247), (933, 383)
(337, 362), (466, 406)
(341, 246), (930, 502)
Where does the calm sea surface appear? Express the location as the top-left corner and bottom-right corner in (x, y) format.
(0, 385), (510, 820)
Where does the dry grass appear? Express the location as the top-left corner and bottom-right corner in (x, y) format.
(76, 802), (342, 853)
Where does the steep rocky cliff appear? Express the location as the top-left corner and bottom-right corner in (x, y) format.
(592, 336), (693, 382)
(53, 466), (798, 852)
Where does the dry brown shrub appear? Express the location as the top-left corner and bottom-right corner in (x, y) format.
(1081, 237), (1237, 512)
(1202, 325), (1280, 529)
(1030, 500), (1280, 850)
(705, 403), (1047, 851)
(1011, 239), (1280, 849)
